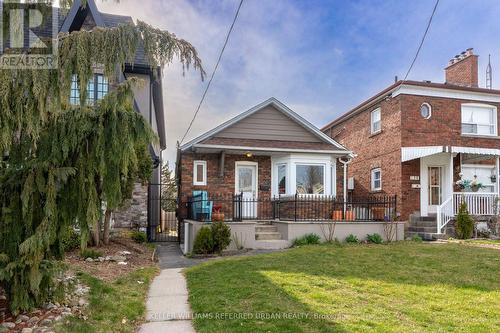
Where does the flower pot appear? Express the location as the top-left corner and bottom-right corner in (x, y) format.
(471, 186), (480, 192)
(332, 210), (343, 220)
(212, 212), (225, 222)
(344, 211), (355, 221)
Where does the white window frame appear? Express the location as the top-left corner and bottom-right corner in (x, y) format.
(295, 163), (326, 195)
(370, 108), (382, 134)
(461, 103), (498, 137)
(420, 102), (432, 119)
(193, 160), (207, 186)
(371, 168), (382, 191)
(276, 163), (287, 195)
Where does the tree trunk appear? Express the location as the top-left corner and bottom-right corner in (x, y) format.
(92, 218), (101, 247)
(103, 209), (112, 245)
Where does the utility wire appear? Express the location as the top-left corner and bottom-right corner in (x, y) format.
(402, 0), (440, 82)
(180, 0), (244, 145)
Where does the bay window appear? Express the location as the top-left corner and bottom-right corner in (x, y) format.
(296, 164), (325, 194)
(461, 104), (497, 136)
(277, 164), (287, 194)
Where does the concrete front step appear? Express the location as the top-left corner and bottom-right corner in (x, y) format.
(254, 240), (289, 249)
(408, 226), (439, 233)
(255, 225), (278, 233)
(410, 220), (438, 227)
(256, 232), (281, 240)
(407, 231), (448, 241)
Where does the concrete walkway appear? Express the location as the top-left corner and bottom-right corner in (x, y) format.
(139, 244), (204, 333)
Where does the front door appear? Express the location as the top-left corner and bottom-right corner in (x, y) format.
(235, 162), (258, 218)
(428, 166), (443, 213)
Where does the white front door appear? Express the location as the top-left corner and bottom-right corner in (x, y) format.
(235, 162), (258, 218)
(428, 166), (443, 213)
(420, 153), (453, 216)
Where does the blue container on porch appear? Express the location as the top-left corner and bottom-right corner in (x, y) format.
(191, 190), (213, 221)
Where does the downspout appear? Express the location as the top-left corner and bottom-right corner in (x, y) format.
(338, 156), (353, 218)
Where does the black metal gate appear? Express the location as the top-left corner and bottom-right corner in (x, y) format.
(147, 183), (180, 242)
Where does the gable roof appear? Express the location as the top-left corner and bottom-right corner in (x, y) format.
(181, 98), (348, 152)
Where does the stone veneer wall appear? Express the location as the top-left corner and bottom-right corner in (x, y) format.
(113, 183), (148, 229)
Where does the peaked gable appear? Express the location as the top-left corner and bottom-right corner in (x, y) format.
(212, 105), (321, 143)
(181, 98), (348, 152)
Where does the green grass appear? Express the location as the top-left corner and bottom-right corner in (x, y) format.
(463, 239), (500, 246)
(185, 242), (500, 333)
(56, 266), (159, 333)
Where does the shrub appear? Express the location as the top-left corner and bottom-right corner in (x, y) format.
(61, 227), (80, 252)
(211, 221), (231, 254)
(366, 233), (383, 244)
(193, 226), (214, 255)
(345, 234), (359, 243)
(411, 235), (423, 242)
(131, 230), (147, 243)
(80, 248), (103, 259)
(455, 201), (474, 239)
(292, 233), (321, 247)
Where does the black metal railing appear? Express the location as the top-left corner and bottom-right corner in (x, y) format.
(182, 193), (397, 222)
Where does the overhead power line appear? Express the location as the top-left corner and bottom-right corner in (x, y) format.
(180, 0), (244, 145)
(402, 0), (440, 82)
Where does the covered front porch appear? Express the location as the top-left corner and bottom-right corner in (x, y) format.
(402, 146), (500, 234)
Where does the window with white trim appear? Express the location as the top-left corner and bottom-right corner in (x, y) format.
(296, 164), (325, 194)
(461, 104), (497, 136)
(371, 168), (382, 191)
(193, 160), (207, 186)
(370, 108), (381, 134)
(277, 163), (287, 194)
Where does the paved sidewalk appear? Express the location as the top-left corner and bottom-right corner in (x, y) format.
(139, 244), (203, 333)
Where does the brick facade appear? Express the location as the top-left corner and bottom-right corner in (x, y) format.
(325, 90), (500, 221)
(178, 152), (272, 218)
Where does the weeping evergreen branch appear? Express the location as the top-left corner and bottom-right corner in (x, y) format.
(0, 20), (204, 313)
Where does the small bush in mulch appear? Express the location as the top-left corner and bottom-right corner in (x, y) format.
(366, 233), (383, 244)
(193, 227), (214, 255)
(292, 233), (321, 247)
(130, 231), (147, 244)
(345, 234), (359, 243)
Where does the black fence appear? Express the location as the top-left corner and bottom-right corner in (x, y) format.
(183, 193), (397, 222)
(147, 183), (179, 242)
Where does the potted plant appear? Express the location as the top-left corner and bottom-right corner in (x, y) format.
(470, 176), (484, 192)
(456, 174), (484, 192)
(332, 210), (343, 220)
(344, 210), (355, 221)
(212, 205), (225, 222)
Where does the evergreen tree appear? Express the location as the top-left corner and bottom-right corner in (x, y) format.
(0, 4), (204, 312)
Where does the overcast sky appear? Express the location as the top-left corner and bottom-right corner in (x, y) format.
(97, 0), (500, 167)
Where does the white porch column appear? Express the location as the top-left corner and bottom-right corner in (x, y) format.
(338, 157), (353, 216)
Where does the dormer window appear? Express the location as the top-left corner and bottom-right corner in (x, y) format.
(461, 103), (497, 136)
(70, 74), (109, 106)
(370, 108), (381, 134)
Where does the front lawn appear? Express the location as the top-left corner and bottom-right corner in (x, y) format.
(55, 266), (158, 333)
(185, 242), (500, 333)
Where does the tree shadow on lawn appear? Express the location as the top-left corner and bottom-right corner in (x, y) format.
(185, 243), (500, 333)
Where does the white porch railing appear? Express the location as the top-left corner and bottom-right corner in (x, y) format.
(437, 192), (499, 233)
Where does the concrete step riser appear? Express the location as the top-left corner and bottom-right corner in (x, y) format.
(255, 232), (281, 240)
(408, 227), (439, 233)
(406, 231), (448, 241)
(255, 226), (278, 233)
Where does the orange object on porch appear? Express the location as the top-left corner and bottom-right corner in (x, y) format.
(344, 211), (355, 221)
(332, 210), (343, 220)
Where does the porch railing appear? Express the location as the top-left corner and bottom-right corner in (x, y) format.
(437, 192), (499, 233)
(183, 193), (397, 222)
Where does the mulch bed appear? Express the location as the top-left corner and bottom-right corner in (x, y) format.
(65, 237), (156, 281)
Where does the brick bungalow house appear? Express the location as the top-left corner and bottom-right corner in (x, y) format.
(177, 98), (405, 251)
(322, 49), (500, 238)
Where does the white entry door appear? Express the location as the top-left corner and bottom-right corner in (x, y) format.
(428, 166), (443, 213)
(235, 162), (258, 218)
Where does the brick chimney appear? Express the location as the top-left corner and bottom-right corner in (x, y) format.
(445, 48), (478, 87)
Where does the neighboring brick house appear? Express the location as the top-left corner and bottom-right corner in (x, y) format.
(58, 0), (166, 229)
(177, 98), (351, 220)
(322, 49), (500, 236)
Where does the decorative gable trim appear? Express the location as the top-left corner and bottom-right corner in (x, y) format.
(60, 0), (104, 32)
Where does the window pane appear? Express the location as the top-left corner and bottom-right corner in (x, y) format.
(296, 165), (324, 194)
(86, 77), (95, 105)
(277, 164), (286, 194)
(461, 105), (496, 135)
(96, 75), (109, 100)
(372, 169), (381, 190)
(70, 75), (80, 105)
(196, 164), (204, 183)
(238, 168), (253, 192)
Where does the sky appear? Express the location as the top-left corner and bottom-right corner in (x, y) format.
(97, 0), (500, 167)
